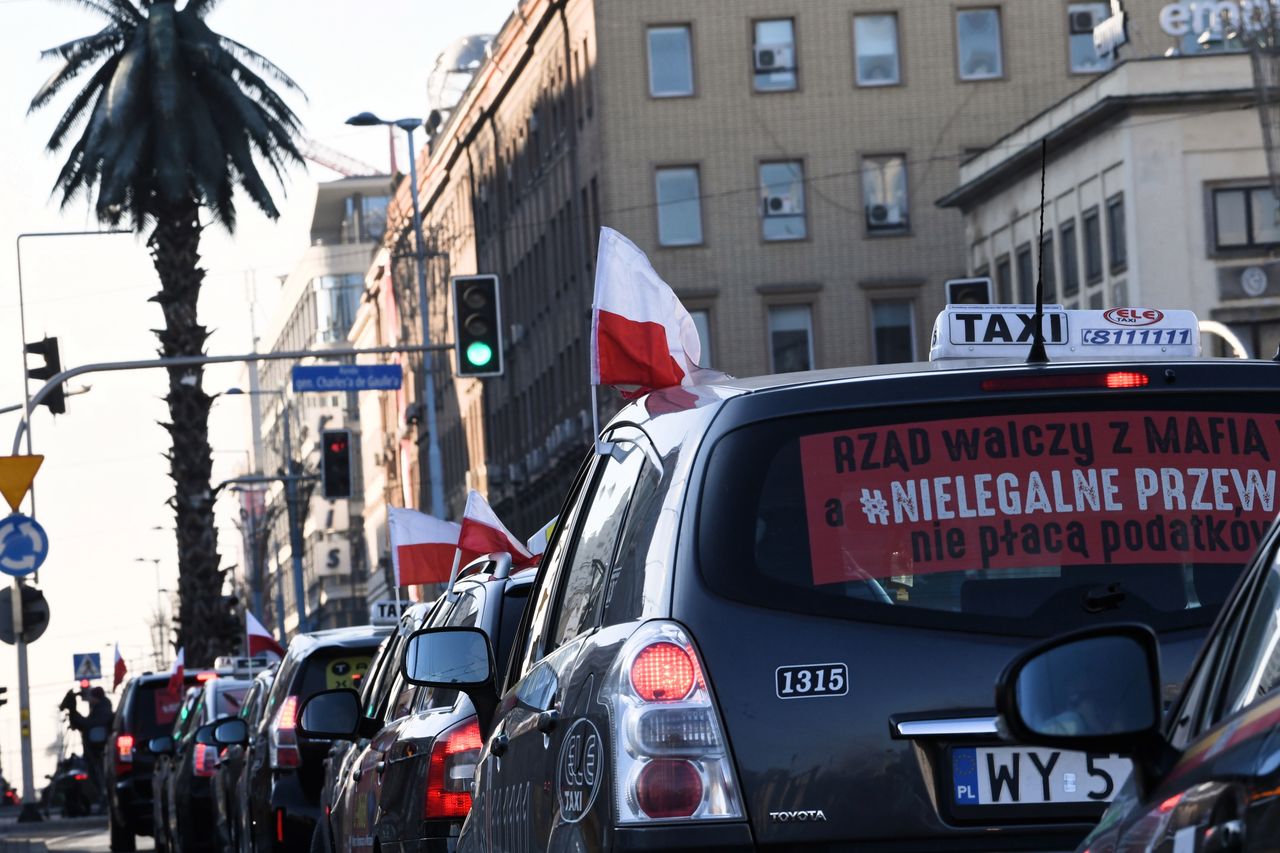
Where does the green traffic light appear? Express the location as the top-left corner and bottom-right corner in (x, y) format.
(466, 341), (494, 367)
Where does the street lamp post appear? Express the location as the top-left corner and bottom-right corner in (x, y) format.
(345, 111), (446, 520)
(133, 557), (167, 669)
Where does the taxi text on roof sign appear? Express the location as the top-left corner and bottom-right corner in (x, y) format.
(930, 305), (1202, 361)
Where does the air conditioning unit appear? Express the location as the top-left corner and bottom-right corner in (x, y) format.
(1069, 9), (1096, 34)
(754, 44), (794, 73)
(763, 193), (799, 217)
(867, 203), (905, 227)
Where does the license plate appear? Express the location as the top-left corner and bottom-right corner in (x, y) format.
(951, 747), (1131, 805)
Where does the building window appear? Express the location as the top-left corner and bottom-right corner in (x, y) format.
(691, 309), (713, 367)
(655, 167), (703, 246)
(648, 26), (694, 97)
(1015, 242), (1034, 303)
(1040, 233), (1056, 301)
(753, 19), (797, 92)
(1068, 3), (1113, 73)
(872, 300), (915, 364)
(861, 155), (908, 234)
(956, 8), (1003, 80)
(1060, 220), (1080, 297)
(1106, 193), (1127, 272)
(759, 161), (807, 241)
(768, 305), (813, 373)
(1083, 206), (1103, 283)
(1213, 186), (1280, 250)
(854, 14), (900, 86)
(995, 253), (1012, 302)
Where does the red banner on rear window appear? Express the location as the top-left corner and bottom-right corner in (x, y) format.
(799, 411), (1280, 584)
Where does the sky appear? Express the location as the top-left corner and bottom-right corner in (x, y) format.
(0, 0), (516, 791)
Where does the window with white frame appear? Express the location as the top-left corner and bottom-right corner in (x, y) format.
(759, 161), (807, 241)
(647, 26), (694, 97)
(753, 19), (797, 91)
(690, 309), (713, 367)
(861, 155), (908, 234)
(854, 14), (900, 86)
(655, 167), (703, 246)
(1067, 3), (1113, 73)
(768, 305), (813, 373)
(872, 300), (915, 364)
(956, 8), (1003, 80)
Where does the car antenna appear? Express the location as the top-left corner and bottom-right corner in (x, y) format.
(1026, 137), (1050, 365)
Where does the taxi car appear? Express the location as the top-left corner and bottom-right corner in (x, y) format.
(402, 304), (1280, 851)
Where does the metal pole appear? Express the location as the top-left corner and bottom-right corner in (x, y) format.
(403, 126), (447, 519)
(11, 580), (37, 823)
(280, 396), (309, 634)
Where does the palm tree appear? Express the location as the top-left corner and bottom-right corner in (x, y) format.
(30, 0), (305, 666)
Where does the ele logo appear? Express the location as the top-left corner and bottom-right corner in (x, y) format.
(1103, 308), (1164, 327)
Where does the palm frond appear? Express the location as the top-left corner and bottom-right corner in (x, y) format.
(29, 27), (125, 113)
(216, 35), (306, 98)
(44, 55), (120, 152)
(183, 0), (223, 18)
(49, 0), (142, 28)
(37, 25), (125, 63)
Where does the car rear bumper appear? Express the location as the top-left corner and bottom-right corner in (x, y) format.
(110, 773), (154, 835)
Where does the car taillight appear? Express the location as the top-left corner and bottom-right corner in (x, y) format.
(606, 621), (744, 824)
(73, 773), (88, 782)
(980, 371), (1151, 392)
(270, 695), (301, 769)
(193, 743), (219, 777)
(425, 717), (482, 819)
(114, 733), (135, 776)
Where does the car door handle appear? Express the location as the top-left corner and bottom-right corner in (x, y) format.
(536, 709), (559, 734)
(490, 734), (510, 757)
(375, 760), (386, 775)
(1202, 819), (1244, 853)
(352, 766), (362, 782)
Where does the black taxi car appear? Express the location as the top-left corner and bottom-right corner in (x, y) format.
(402, 305), (1280, 851)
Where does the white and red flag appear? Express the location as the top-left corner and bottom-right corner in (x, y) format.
(459, 491), (535, 568)
(591, 227), (702, 396)
(389, 507), (467, 585)
(112, 643), (127, 691)
(247, 611), (285, 659)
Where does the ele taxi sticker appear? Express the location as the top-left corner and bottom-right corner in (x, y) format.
(799, 410), (1280, 584)
(556, 718), (602, 823)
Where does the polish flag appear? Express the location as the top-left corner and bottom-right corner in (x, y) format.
(526, 516), (558, 563)
(112, 643), (127, 691)
(247, 612), (285, 659)
(591, 227), (702, 396)
(459, 491), (535, 568)
(163, 648), (184, 699)
(389, 507), (469, 585)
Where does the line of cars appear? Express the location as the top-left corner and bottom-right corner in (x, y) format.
(109, 304), (1280, 851)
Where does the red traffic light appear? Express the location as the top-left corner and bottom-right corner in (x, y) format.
(79, 679), (90, 689)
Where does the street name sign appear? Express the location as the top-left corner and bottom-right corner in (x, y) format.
(292, 365), (402, 393)
(73, 653), (102, 680)
(0, 456), (43, 513)
(0, 514), (48, 577)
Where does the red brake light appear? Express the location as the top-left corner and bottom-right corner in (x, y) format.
(196, 671), (218, 682)
(114, 733), (135, 776)
(1159, 792), (1183, 813)
(193, 743), (219, 777)
(277, 695), (298, 731)
(73, 773), (88, 782)
(270, 696), (301, 769)
(981, 371), (1150, 392)
(425, 718), (483, 819)
(630, 643), (696, 702)
(636, 759), (703, 818)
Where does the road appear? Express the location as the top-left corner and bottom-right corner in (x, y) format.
(0, 815), (154, 853)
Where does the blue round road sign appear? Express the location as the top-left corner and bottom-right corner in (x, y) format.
(0, 513), (48, 577)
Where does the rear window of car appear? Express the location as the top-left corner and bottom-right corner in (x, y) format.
(214, 685), (249, 718)
(126, 682), (174, 740)
(699, 394), (1280, 637)
(293, 647), (375, 698)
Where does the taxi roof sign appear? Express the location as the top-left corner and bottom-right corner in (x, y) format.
(930, 305), (1201, 361)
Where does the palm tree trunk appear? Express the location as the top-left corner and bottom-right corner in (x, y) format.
(148, 201), (238, 667)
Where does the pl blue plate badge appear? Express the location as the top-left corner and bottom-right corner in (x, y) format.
(0, 513), (48, 577)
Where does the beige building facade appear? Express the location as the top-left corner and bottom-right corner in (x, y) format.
(353, 0), (1238, 552)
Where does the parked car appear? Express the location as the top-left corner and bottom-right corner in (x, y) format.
(403, 305), (1280, 851)
(110, 659), (255, 852)
(305, 558), (533, 853)
(210, 667), (276, 853)
(229, 626), (387, 853)
(996, 514), (1280, 851)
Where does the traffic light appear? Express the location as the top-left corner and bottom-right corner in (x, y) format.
(320, 429), (353, 499)
(24, 337), (65, 414)
(0, 687), (8, 708)
(451, 275), (504, 378)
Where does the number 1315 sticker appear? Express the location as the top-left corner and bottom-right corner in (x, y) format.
(776, 663), (848, 699)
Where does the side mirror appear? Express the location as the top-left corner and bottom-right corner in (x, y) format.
(194, 722), (219, 746)
(148, 735), (174, 756)
(210, 717), (249, 747)
(996, 624), (1172, 796)
(298, 689), (362, 740)
(402, 627), (499, 734)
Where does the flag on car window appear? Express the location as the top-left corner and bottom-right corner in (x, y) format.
(246, 611), (285, 659)
(112, 643), (127, 691)
(591, 227), (702, 396)
(389, 507), (465, 585)
(459, 491), (536, 568)
(526, 516), (558, 562)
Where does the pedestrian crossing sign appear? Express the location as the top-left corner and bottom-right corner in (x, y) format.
(73, 653), (102, 681)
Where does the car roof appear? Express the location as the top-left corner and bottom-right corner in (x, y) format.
(287, 623), (390, 656)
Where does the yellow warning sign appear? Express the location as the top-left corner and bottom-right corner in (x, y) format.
(0, 456), (43, 513)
